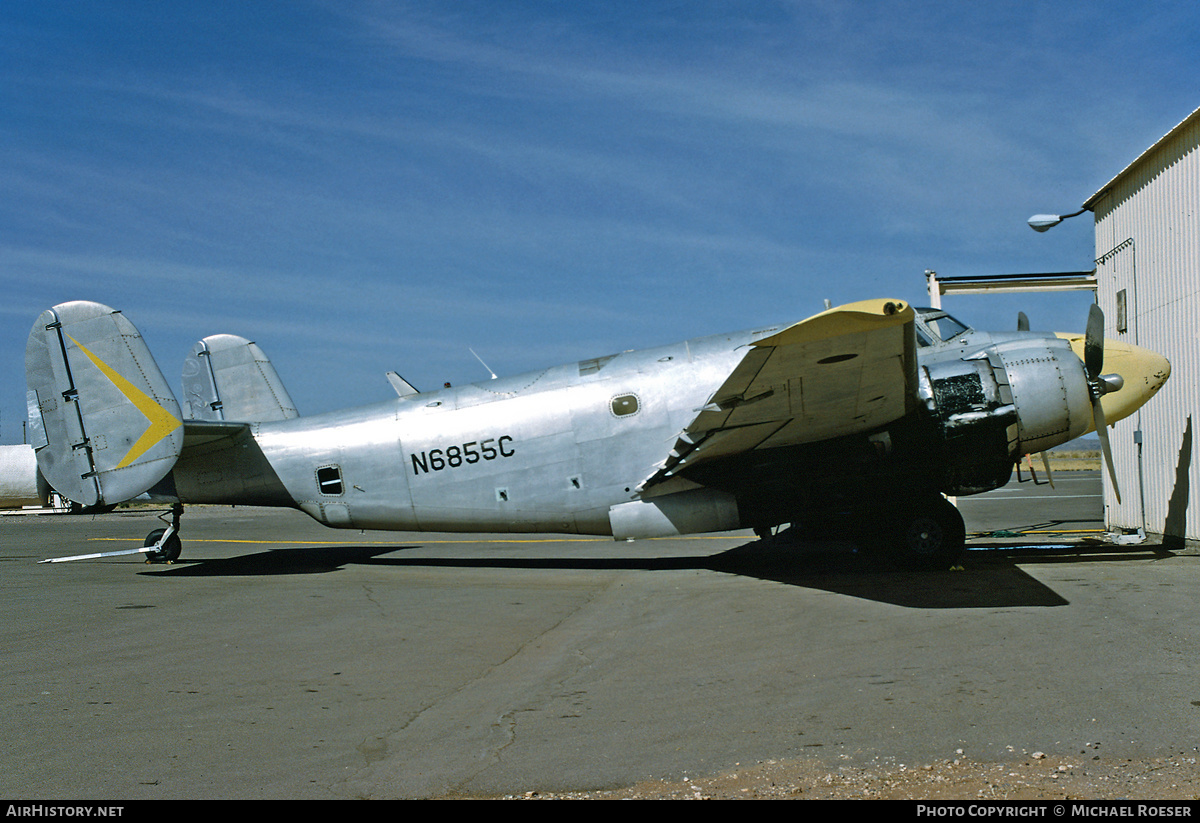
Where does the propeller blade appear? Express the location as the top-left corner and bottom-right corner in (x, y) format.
(1092, 397), (1122, 505)
(1017, 311), (1029, 331)
(1082, 303), (1121, 502)
(1085, 304), (1105, 380)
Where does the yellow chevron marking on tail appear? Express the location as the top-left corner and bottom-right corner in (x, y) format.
(68, 335), (181, 468)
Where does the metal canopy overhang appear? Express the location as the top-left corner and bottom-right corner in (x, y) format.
(925, 270), (1097, 307)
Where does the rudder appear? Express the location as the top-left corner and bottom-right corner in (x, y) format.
(25, 301), (183, 507)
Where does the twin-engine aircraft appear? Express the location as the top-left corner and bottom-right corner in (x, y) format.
(26, 298), (1169, 569)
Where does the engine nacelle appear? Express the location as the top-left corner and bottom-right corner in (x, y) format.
(986, 337), (1092, 456)
(920, 337), (1091, 494)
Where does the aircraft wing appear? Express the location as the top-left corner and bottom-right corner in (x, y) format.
(641, 299), (918, 492)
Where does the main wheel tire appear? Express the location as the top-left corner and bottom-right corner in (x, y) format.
(143, 528), (182, 563)
(888, 495), (965, 571)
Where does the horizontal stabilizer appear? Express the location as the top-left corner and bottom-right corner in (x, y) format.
(182, 334), (299, 422)
(25, 301), (183, 507)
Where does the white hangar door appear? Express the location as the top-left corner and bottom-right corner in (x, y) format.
(1096, 238), (1145, 531)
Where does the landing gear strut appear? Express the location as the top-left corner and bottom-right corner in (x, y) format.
(143, 503), (184, 563)
(39, 502), (187, 564)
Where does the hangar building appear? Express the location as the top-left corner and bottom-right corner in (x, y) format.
(1085, 106), (1199, 547)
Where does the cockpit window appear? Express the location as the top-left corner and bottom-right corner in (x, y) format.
(914, 308), (971, 346)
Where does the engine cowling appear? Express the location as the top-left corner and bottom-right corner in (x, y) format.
(920, 336), (1091, 494)
(983, 337), (1093, 456)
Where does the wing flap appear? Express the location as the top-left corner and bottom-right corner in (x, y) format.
(642, 299), (917, 491)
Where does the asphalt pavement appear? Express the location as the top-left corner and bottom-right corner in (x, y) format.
(2, 471), (1197, 800)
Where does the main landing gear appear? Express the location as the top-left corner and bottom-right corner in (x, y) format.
(876, 493), (966, 571)
(752, 492), (966, 572)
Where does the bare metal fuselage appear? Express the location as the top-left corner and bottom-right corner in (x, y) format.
(171, 327), (760, 535)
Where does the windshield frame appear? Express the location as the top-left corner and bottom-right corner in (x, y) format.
(913, 308), (971, 346)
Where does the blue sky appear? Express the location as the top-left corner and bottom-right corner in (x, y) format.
(3, 1), (1198, 442)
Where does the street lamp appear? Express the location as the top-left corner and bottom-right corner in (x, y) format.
(1027, 207), (1089, 232)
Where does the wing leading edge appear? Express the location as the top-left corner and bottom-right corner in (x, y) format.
(640, 299), (918, 493)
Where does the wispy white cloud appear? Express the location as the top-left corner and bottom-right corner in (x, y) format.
(1, 2), (1195, 430)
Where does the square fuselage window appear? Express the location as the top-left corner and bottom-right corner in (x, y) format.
(317, 465), (344, 495)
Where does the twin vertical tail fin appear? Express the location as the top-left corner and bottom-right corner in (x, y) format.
(25, 301), (183, 508)
(26, 302), (300, 510)
(181, 334), (299, 423)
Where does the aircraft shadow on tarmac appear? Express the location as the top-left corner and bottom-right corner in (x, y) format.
(138, 532), (1179, 610)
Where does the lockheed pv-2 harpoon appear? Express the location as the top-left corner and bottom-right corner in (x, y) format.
(26, 298), (1169, 568)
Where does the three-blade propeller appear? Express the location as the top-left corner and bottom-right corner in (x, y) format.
(1084, 304), (1124, 504)
(1019, 305), (1125, 503)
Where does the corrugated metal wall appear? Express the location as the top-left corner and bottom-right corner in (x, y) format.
(1089, 108), (1199, 544)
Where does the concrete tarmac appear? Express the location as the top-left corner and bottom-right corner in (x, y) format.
(2, 472), (1198, 799)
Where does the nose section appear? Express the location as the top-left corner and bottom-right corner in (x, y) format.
(1056, 333), (1171, 431)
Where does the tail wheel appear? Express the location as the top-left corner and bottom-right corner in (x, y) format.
(143, 528), (182, 563)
